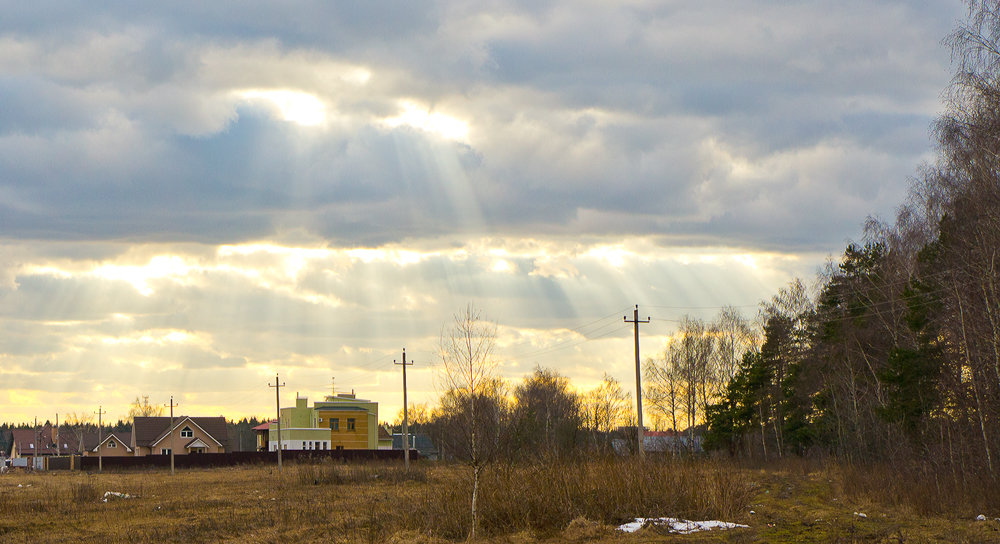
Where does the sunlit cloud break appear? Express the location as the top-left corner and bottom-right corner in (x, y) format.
(237, 89), (327, 126)
(382, 100), (470, 142)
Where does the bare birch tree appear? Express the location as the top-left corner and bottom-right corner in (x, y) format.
(438, 304), (502, 540)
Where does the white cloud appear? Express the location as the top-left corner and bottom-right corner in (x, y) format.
(0, 237), (821, 420)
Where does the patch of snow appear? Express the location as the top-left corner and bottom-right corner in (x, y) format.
(853, 512), (867, 518)
(618, 518), (748, 534)
(976, 514), (986, 521)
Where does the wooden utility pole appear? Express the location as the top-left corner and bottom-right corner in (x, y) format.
(95, 407), (106, 472)
(395, 348), (414, 470)
(164, 397), (178, 475)
(624, 305), (650, 455)
(269, 374), (285, 471)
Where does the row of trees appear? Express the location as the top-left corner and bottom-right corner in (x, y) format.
(643, 307), (759, 452)
(701, 1), (1000, 482)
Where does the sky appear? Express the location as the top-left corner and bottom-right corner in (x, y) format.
(0, 1), (966, 425)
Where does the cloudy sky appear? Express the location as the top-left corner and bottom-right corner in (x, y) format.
(0, 1), (965, 424)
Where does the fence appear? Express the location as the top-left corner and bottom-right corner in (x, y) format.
(77, 449), (418, 471)
(6, 456), (77, 471)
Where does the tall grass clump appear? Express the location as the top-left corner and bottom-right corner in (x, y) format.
(71, 480), (101, 503)
(409, 456), (754, 538)
(838, 462), (1000, 516)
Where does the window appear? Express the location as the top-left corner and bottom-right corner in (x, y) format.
(161, 448), (171, 455)
(331, 418), (339, 431)
(336, 445), (344, 451)
(107, 440), (116, 448)
(347, 418), (356, 431)
(180, 426), (193, 438)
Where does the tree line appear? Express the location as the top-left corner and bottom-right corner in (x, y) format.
(700, 1), (1000, 483)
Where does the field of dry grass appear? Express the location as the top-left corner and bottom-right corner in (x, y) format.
(0, 458), (996, 543)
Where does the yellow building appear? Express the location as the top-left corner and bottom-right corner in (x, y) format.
(315, 391), (379, 450)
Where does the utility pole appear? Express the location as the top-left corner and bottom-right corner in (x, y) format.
(164, 397), (178, 475)
(269, 374), (285, 471)
(95, 407), (106, 472)
(395, 348), (413, 470)
(624, 305), (650, 455)
(33, 416), (38, 472)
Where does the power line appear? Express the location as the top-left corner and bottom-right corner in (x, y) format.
(501, 307), (633, 362)
(501, 322), (631, 364)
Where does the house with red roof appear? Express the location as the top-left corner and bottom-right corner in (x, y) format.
(11, 423), (97, 458)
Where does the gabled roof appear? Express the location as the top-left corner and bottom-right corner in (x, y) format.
(252, 421), (274, 431)
(134, 416), (228, 449)
(185, 437), (210, 449)
(11, 428), (56, 455)
(92, 432), (133, 453)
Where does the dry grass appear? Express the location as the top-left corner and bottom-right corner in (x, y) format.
(0, 458), (995, 543)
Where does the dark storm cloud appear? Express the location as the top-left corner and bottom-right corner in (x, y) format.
(0, 1), (965, 250)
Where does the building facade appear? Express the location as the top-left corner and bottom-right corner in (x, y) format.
(267, 397), (333, 451)
(268, 391), (379, 451)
